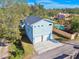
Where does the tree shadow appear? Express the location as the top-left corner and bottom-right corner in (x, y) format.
(21, 34), (32, 44)
(54, 54), (69, 59)
(63, 42), (76, 46)
(76, 53), (79, 59)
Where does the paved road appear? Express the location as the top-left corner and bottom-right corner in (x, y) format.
(32, 40), (79, 59)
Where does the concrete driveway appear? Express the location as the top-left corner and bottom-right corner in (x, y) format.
(32, 40), (79, 59)
(34, 40), (63, 54)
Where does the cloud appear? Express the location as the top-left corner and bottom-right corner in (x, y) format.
(27, 2), (35, 5)
(27, 0), (79, 9)
(44, 2), (79, 9)
(35, 0), (79, 9)
(36, 0), (52, 3)
(27, 0), (53, 6)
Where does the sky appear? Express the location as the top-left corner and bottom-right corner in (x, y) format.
(27, 0), (79, 9)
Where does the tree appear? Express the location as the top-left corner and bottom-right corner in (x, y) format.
(71, 16), (79, 32)
(29, 3), (48, 18)
(0, 0), (30, 43)
(0, 0), (26, 8)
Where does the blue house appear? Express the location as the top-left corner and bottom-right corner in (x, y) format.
(25, 16), (53, 44)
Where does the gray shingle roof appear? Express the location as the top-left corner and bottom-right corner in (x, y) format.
(25, 16), (42, 25)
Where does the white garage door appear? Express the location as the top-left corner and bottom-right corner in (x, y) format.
(43, 35), (49, 41)
(34, 36), (41, 44)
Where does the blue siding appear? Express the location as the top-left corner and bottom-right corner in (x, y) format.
(25, 23), (33, 42)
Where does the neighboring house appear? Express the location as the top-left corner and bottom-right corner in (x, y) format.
(25, 16), (53, 44)
(53, 13), (71, 20)
(53, 13), (65, 20)
(57, 14), (65, 19)
(58, 13), (72, 21)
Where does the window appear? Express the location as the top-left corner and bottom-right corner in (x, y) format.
(41, 25), (43, 27)
(49, 24), (52, 26)
(38, 25), (40, 27)
(34, 26), (36, 28)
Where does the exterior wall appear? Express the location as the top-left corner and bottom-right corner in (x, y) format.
(34, 36), (42, 44)
(25, 22), (33, 42)
(32, 20), (53, 36)
(25, 19), (54, 44)
(32, 20), (53, 44)
(50, 33), (53, 39)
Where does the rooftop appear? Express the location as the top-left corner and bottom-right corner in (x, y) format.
(25, 16), (42, 25)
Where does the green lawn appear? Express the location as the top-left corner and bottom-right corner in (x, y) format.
(22, 42), (34, 55)
(54, 34), (69, 42)
(76, 36), (79, 40)
(21, 34), (35, 56)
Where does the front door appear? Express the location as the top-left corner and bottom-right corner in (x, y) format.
(34, 36), (41, 44)
(41, 35), (49, 42)
(43, 35), (49, 41)
(41, 35), (43, 42)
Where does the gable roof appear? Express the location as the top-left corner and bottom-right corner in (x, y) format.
(44, 19), (53, 23)
(25, 16), (42, 25)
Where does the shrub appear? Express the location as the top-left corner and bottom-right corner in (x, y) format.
(9, 40), (24, 59)
(71, 16), (79, 32)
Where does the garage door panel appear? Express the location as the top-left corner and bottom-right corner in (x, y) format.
(34, 36), (41, 44)
(43, 35), (49, 41)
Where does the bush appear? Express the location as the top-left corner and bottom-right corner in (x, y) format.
(71, 16), (79, 32)
(9, 40), (24, 59)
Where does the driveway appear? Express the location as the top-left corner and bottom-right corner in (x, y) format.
(34, 41), (63, 54)
(32, 40), (79, 59)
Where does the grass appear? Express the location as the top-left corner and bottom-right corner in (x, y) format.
(22, 42), (34, 55)
(21, 34), (35, 59)
(75, 36), (79, 41)
(54, 34), (69, 42)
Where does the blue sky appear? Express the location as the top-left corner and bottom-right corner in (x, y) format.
(27, 0), (79, 9)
